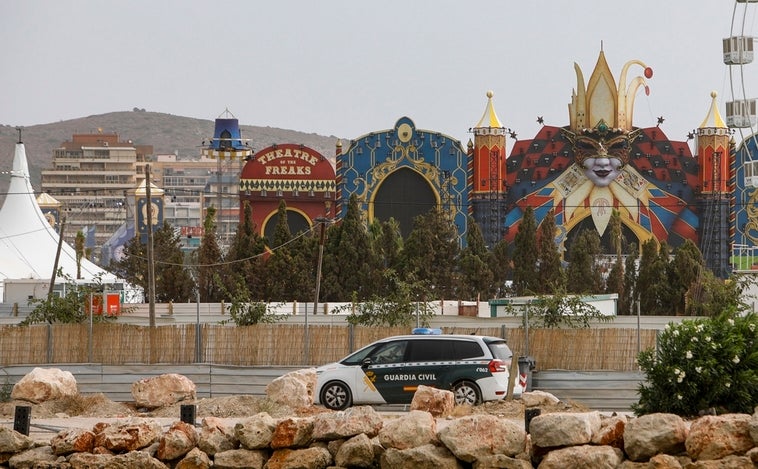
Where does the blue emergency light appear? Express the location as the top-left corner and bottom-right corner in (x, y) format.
(411, 328), (442, 335)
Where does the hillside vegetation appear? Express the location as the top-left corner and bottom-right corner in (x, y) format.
(0, 110), (343, 205)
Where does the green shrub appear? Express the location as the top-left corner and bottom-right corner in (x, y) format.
(633, 310), (758, 416)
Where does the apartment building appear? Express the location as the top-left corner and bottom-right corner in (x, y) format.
(150, 153), (242, 251)
(40, 133), (152, 263)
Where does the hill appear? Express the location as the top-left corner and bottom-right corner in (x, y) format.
(0, 110), (343, 206)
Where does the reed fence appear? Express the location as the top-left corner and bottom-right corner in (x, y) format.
(0, 323), (656, 371)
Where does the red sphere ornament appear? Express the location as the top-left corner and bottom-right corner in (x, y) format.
(644, 67), (653, 79)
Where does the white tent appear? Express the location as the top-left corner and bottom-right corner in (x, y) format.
(0, 142), (125, 301)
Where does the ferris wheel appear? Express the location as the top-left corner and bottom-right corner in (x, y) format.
(725, 1), (758, 167)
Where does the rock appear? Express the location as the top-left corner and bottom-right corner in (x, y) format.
(592, 416), (626, 448)
(235, 412), (277, 450)
(265, 368), (317, 409)
(378, 410), (437, 450)
(311, 405), (383, 440)
(213, 448), (268, 469)
(537, 444), (623, 469)
(624, 413), (687, 462)
(649, 453), (687, 468)
(197, 416), (238, 455)
(520, 390), (561, 408)
(684, 454), (755, 468)
(10, 367), (78, 403)
(530, 411), (601, 448)
(270, 417), (314, 449)
(472, 453), (533, 468)
(750, 410), (758, 445)
(175, 447), (212, 469)
(157, 421), (198, 461)
(51, 427), (96, 455)
(7, 446), (58, 469)
(266, 446), (332, 469)
(92, 417), (163, 452)
(131, 373), (196, 409)
(380, 443), (463, 468)
(0, 426), (34, 453)
(685, 414), (754, 461)
(437, 414), (525, 462)
(335, 433), (374, 468)
(410, 385), (455, 417)
(68, 450), (169, 468)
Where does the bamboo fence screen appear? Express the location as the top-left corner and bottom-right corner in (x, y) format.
(0, 323), (657, 371)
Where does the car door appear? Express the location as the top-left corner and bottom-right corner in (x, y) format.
(402, 339), (454, 398)
(354, 339), (409, 405)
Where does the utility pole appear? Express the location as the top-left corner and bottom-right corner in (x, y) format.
(308, 217), (332, 364)
(145, 165), (156, 328)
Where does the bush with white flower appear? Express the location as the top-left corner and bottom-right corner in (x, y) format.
(633, 309), (758, 416)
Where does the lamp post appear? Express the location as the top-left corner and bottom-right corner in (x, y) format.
(307, 216), (332, 364)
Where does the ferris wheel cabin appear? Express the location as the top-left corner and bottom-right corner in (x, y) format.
(723, 36), (758, 127)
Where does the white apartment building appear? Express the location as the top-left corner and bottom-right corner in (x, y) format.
(40, 132), (152, 264)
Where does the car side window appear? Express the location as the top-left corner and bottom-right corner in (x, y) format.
(370, 341), (407, 364)
(452, 340), (485, 359)
(407, 339), (452, 361)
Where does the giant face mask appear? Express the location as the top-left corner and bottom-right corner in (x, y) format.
(566, 123), (637, 187)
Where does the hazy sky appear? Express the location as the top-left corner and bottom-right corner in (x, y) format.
(1, 0), (754, 149)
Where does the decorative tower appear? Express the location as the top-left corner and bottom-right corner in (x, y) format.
(201, 109), (252, 248)
(697, 91), (732, 278)
(470, 91), (507, 248)
(131, 179), (164, 244)
(37, 192), (62, 232)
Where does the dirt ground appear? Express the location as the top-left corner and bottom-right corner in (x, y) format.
(0, 393), (590, 422)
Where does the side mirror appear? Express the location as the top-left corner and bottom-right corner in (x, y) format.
(361, 357), (372, 368)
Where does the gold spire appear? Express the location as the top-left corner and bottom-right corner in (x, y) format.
(568, 51), (653, 133)
(699, 91), (727, 129)
(474, 90), (505, 130)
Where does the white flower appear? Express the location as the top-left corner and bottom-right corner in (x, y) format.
(733, 356), (740, 364)
(749, 323), (755, 332)
(676, 394), (683, 400)
(728, 319), (734, 326)
(685, 351), (693, 359)
(696, 324), (704, 332)
(677, 376), (684, 383)
(725, 382), (731, 388)
(695, 366), (702, 373)
(705, 336), (711, 343)
(692, 336), (698, 342)
(673, 368), (680, 376)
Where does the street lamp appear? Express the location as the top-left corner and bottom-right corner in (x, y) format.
(306, 216), (333, 364)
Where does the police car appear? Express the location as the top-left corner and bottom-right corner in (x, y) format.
(315, 329), (520, 410)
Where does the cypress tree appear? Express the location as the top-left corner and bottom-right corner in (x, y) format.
(512, 206), (538, 296)
(458, 218), (494, 300)
(536, 210), (564, 294)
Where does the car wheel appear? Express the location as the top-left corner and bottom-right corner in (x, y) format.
(453, 380), (481, 406)
(320, 381), (352, 410)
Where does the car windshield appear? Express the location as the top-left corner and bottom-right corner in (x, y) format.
(485, 339), (513, 361)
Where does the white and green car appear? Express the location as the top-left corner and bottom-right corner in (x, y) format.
(315, 331), (520, 410)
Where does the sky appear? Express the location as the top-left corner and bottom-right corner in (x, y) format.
(1, 0), (755, 150)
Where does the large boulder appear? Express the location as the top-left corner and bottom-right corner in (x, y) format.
(410, 385), (455, 417)
(624, 413), (688, 462)
(265, 368), (317, 409)
(530, 412), (602, 448)
(685, 414), (754, 461)
(437, 414), (525, 462)
(378, 410), (437, 450)
(131, 373), (196, 409)
(10, 367), (78, 403)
